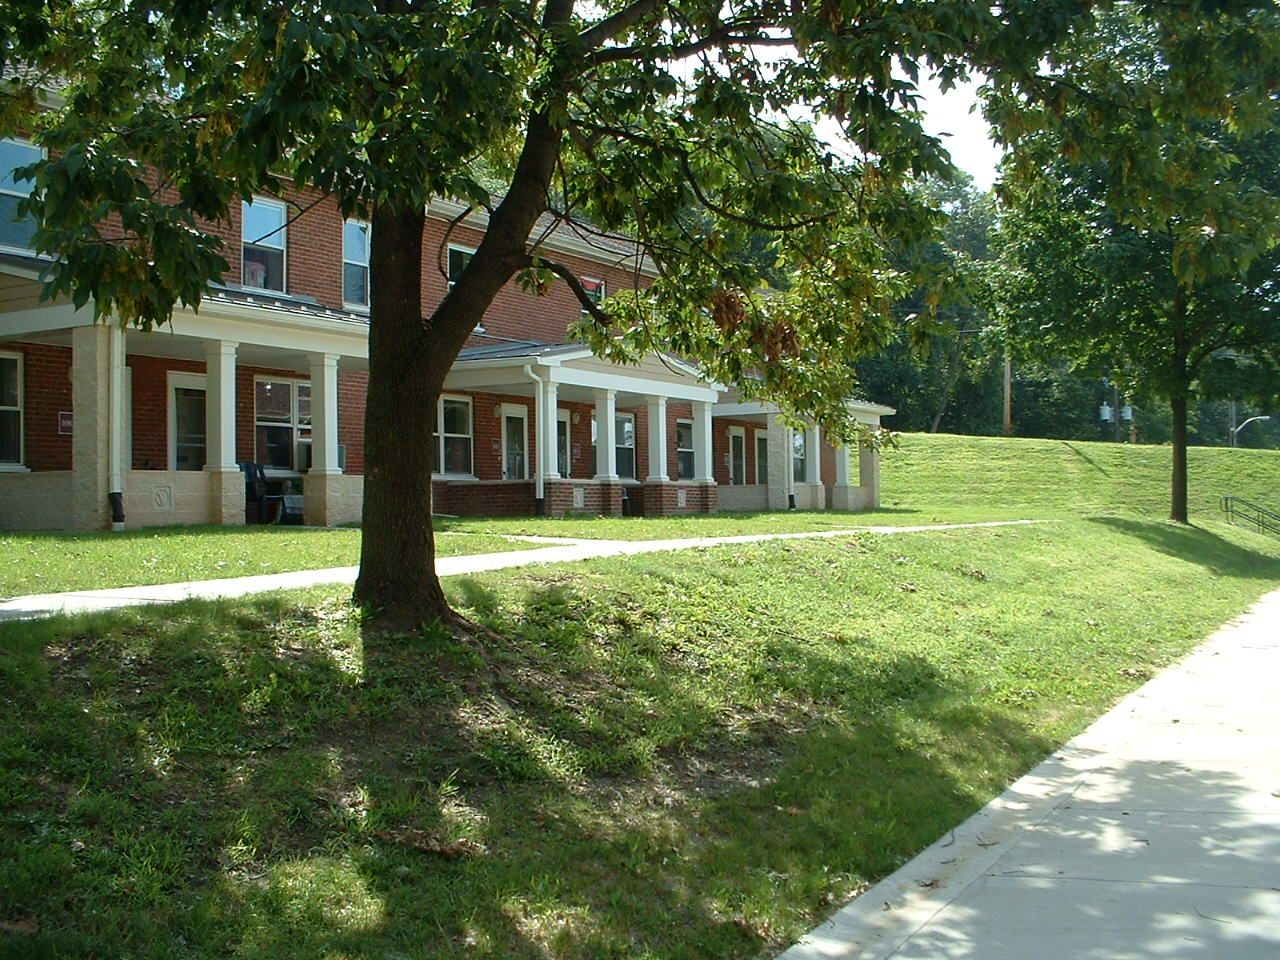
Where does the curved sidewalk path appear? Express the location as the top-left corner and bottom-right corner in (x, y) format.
(0, 519), (1038, 622)
(780, 587), (1280, 960)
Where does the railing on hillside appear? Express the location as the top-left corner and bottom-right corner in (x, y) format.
(1221, 496), (1280, 537)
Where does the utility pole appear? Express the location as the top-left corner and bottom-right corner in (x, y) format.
(1002, 354), (1012, 436)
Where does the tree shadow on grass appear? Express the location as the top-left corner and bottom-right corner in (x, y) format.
(1087, 515), (1280, 580)
(1063, 442), (1113, 478)
(2, 584), (1055, 960)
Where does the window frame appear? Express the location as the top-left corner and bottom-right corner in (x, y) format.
(556, 409), (571, 478)
(342, 219), (371, 311)
(253, 376), (311, 475)
(241, 197), (288, 294)
(0, 138), (45, 255)
(447, 244), (476, 290)
(675, 418), (694, 481)
(792, 428), (808, 485)
(167, 371), (207, 472)
(615, 411), (636, 480)
(728, 425), (746, 486)
(579, 276), (606, 315)
(435, 393), (475, 478)
(0, 350), (24, 468)
(754, 429), (769, 486)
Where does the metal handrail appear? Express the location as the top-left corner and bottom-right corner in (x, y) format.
(1221, 495), (1280, 537)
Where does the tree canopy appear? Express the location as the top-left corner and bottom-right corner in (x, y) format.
(3, 0), (1277, 624)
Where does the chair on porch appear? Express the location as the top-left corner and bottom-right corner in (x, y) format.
(238, 461), (284, 524)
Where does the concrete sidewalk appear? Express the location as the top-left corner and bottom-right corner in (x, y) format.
(0, 520), (1038, 622)
(780, 587), (1280, 960)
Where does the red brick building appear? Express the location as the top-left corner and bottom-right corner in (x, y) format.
(0, 137), (891, 531)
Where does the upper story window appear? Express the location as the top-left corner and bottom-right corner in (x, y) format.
(254, 378), (311, 472)
(580, 277), (606, 315)
(242, 198), (287, 292)
(0, 352), (22, 465)
(0, 139), (41, 252)
(343, 220), (370, 309)
(447, 245), (474, 289)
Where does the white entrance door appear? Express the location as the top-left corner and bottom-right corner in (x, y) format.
(729, 427), (746, 485)
(502, 405), (528, 479)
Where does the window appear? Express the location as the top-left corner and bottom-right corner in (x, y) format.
(447, 246), (474, 289)
(436, 396), (473, 475)
(580, 277), (606, 315)
(755, 431), (769, 485)
(242, 198), (287, 292)
(0, 352), (22, 465)
(676, 419), (694, 480)
(254, 379), (311, 471)
(557, 410), (571, 478)
(0, 139), (41, 251)
(343, 220), (370, 308)
(590, 412), (636, 478)
(729, 427), (746, 485)
(168, 373), (207, 471)
(615, 412), (635, 479)
(792, 429), (808, 484)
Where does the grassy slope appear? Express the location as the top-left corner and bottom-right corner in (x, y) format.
(0, 527), (533, 599)
(2, 435), (1279, 958)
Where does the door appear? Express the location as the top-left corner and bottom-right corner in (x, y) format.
(755, 432), (769, 485)
(729, 427), (746, 485)
(502, 406), (527, 479)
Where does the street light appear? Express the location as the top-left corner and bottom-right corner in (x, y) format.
(1231, 415), (1271, 447)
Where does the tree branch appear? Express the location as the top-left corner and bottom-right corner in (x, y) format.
(542, 259), (612, 326)
(578, 0), (668, 50)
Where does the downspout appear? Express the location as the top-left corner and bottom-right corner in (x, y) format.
(523, 364), (546, 515)
(107, 324), (125, 531)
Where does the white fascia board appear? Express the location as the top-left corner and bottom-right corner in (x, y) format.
(713, 400), (777, 418)
(428, 198), (659, 278)
(169, 302), (369, 358)
(848, 400), (896, 416)
(549, 364), (720, 403)
(0, 300), (95, 337)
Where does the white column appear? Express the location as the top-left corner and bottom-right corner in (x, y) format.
(107, 324), (125, 491)
(646, 395), (668, 481)
(692, 400), (713, 482)
(594, 388), (617, 479)
(543, 380), (560, 479)
(308, 352), (340, 474)
(205, 340), (238, 471)
(804, 422), (822, 485)
(833, 444), (853, 487)
(860, 441), (881, 506)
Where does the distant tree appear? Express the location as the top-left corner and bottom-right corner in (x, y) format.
(989, 8), (1280, 522)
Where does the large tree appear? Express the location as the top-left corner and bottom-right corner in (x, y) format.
(989, 8), (1280, 523)
(3, 1), (1275, 626)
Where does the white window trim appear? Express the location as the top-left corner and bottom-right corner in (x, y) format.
(435, 393), (475, 478)
(253, 375), (311, 476)
(0, 138), (45, 257)
(754, 428), (769, 486)
(167, 371), (207, 472)
(728, 425), (746, 486)
(0, 350), (26, 470)
(579, 276), (606, 315)
(447, 244), (476, 290)
(675, 418), (694, 481)
(342, 219), (371, 312)
(500, 402), (529, 480)
(557, 408), (571, 479)
(241, 196), (288, 294)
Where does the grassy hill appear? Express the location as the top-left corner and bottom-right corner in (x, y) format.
(880, 433), (1279, 521)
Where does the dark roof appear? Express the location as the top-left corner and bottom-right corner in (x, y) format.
(457, 339), (574, 361)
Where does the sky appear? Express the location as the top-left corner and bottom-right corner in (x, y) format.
(916, 76), (1002, 191)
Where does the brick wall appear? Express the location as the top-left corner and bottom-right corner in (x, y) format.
(8, 341), (72, 471)
(433, 480), (535, 517)
(712, 416), (764, 486)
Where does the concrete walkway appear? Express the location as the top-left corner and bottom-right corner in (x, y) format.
(780, 587), (1280, 960)
(0, 520), (1038, 622)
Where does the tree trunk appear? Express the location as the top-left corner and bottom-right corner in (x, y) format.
(1169, 394), (1189, 524)
(930, 337), (965, 433)
(353, 204), (456, 630)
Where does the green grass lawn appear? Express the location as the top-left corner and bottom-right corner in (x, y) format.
(3, 517), (1278, 959)
(0, 526), (533, 599)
